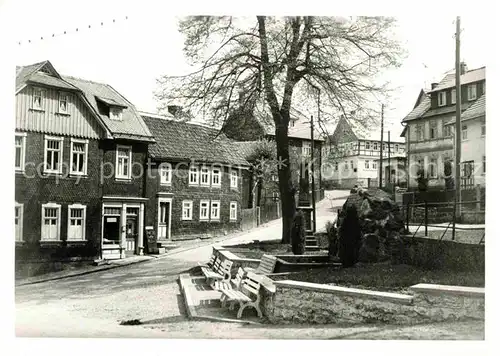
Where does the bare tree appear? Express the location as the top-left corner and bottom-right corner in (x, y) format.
(156, 16), (403, 243)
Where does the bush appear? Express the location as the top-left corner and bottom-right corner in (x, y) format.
(325, 220), (338, 259)
(291, 210), (306, 255)
(338, 204), (362, 267)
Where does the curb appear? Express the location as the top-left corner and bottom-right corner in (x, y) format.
(16, 219), (284, 287)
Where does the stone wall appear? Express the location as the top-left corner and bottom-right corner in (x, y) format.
(262, 280), (484, 325)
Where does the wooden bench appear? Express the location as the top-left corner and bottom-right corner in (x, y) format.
(220, 267), (247, 310)
(219, 271), (263, 319)
(201, 258), (233, 290)
(244, 254), (277, 275)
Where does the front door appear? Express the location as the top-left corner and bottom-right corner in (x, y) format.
(158, 200), (171, 240)
(126, 208), (139, 255)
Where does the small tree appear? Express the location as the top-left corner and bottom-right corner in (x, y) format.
(291, 210), (306, 255)
(325, 220), (338, 259)
(444, 160), (454, 190)
(338, 204), (361, 267)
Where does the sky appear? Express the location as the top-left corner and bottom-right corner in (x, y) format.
(4, 0), (490, 137)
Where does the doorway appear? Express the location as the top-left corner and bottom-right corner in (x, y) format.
(157, 198), (172, 240)
(125, 207), (139, 256)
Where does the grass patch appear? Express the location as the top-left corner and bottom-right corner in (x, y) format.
(413, 229), (485, 244)
(271, 263), (484, 292)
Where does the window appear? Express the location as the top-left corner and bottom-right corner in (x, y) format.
(230, 202), (237, 221)
(58, 92), (68, 113)
(41, 203), (61, 241)
(430, 121), (437, 139)
(451, 88), (456, 105)
(32, 88), (44, 110)
(483, 155), (486, 174)
(200, 166), (210, 185)
(70, 139), (88, 176)
(189, 166), (199, 185)
(429, 158), (437, 178)
(67, 204), (86, 241)
(210, 200), (220, 220)
(230, 170), (238, 188)
(372, 161), (377, 169)
(350, 160), (354, 169)
(334, 162), (338, 171)
(444, 124), (452, 137)
(467, 84), (477, 101)
(116, 145), (132, 179)
(394, 144), (399, 152)
(15, 203), (23, 242)
(365, 142), (371, 150)
(212, 167), (221, 186)
(15, 133), (26, 172)
(438, 91), (446, 106)
(481, 120), (485, 136)
(159, 163), (172, 185)
(182, 201), (193, 220)
(289, 120), (295, 128)
(416, 124), (424, 141)
(110, 107), (123, 121)
(373, 142), (378, 150)
(44, 136), (63, 174)
(462, 125), (468, 140)
(199, 200), (209, 220)
(364, 160), (370, 169)
(383, 144), (387, 151)
(302, 142), (311, 157)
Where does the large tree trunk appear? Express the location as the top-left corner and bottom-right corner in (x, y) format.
(275, 121), (296, 244)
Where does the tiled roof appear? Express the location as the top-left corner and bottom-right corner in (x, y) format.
(462, 94), (485, 120)
(402, 94), (431, 122)
(446, 95), (486, 124)
(231, 141), (260, 160)
(142, 114), (249, 166)
(27, 72), (77, 91)
(421, 101), (473, 119)
(15, 61), (47, 91)
(64, 76), (154, 141)
(429, 67), (486, 92)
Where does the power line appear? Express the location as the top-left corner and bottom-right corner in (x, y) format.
(17, 16), (129, 46)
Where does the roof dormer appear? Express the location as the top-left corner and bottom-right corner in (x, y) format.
(95, 96), (127, 121)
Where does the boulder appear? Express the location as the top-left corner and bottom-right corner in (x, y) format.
(337, 188), (404, 263)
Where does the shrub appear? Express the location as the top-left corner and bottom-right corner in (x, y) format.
(338, 204), (362, 267)
(291, 210), (306, 255)
(325, 220), (338, 258)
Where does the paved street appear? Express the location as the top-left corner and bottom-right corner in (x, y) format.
(15, 190), (483, 339)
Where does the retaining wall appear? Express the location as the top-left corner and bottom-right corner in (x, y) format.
(262, 280), (484, 325)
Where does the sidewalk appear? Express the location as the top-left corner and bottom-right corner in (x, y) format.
(16, 218), (283, 287)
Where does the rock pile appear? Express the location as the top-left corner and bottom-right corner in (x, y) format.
(337, 187), (405, 263)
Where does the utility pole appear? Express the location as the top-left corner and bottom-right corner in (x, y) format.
(455, 16), (462, 221)
(388, 130), (391, 189)
(379, 104), (384, 188)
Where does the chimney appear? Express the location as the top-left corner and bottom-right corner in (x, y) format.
(431, 82), (438, 89)
(460, 62), (468, 75)
(167, 105), (182, 116)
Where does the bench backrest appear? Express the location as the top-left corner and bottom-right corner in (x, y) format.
(232, 267), (247, 290)
(241, 271), (262, 297)
(212, 256), (222, 271)
(217, 259), (233, 278)
(207, 254), (216, 268)
(256, 254), (277, 274)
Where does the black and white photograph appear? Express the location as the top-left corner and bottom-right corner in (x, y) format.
(1, 0), (496, 354)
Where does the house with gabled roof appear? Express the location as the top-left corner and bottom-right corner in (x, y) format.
(401, 63), (485, 190)
(15, 60), (155, 276)
(323, 115), (406, 189)
(140, 112), (250, 246)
